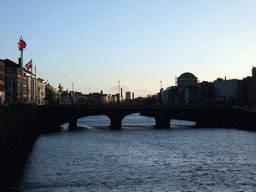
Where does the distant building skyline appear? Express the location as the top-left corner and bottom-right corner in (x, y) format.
(161, 67), (256, 106)
(1, 1), (256, 97)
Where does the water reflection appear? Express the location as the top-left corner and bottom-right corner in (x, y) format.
(15, 125), (256, 191)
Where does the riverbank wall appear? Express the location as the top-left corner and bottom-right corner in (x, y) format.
(0, 105), (62, 187)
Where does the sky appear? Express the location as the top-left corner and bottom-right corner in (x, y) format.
(1, 0), (256, 97)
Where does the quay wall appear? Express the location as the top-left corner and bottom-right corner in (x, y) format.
(0, 105), (62, 186)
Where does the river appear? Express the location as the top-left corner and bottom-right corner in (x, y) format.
(10, 113), (256, 191)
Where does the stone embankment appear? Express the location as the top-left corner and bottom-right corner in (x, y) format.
(0, 105), (61, 188)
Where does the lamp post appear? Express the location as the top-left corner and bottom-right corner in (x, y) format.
(160, 81), (163, 104)
(117, 81), (120, 105)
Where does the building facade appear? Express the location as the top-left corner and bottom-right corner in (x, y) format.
(37, 77), (45, 105)
(160, 72), (198, 105)
(2, 59), (45, 104)
(242, 67), (256, 106)
(214, 78), (242, 101)
(196, 81), (215, 104)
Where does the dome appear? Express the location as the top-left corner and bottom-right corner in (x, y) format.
(178, 72), (196, 79)
(177, 72), (198, 87)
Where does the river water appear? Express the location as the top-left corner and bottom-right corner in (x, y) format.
(11, 113), (256, 191)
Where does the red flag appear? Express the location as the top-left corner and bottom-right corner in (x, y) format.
(18, 37), (26, 49)
(25, 59), (32, 70)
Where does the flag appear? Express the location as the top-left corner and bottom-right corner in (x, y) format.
(25, 59), (32, 70)
(18, 36), (27, 49)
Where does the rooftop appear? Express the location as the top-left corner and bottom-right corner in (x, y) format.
(178, 72), (197, 79)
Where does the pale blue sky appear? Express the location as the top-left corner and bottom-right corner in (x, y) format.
(1, 0), (256, 97)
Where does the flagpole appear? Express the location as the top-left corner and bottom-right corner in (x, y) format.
(18, 36), (26, 105)
(31, 65), (33, 103)
(20, 47), (23, 104)
(35, 65), (37, 103)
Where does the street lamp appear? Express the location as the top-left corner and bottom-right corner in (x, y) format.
(117, 81), (120, 105)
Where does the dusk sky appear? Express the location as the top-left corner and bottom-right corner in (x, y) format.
(1, 0), (256, 97)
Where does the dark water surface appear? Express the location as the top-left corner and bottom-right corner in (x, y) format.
(12, 114), (256, 191)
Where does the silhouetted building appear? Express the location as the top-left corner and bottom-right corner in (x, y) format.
(84, 92), (107, 105)
(168, 86), (179, 105)
(162, 88), (170, 104)
(126, 92), (131, 100)
(177, 72), (198, 87)
(242, 71), (256, 106)
(214, 78), (242, 101)
(196, 81), (215, 104)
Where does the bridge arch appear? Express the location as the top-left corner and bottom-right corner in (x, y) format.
(52, 105), (199, 130)
(122, 113), (155, 128)
(77, 115), (111, 129)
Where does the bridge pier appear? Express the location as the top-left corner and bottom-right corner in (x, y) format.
(109, 117), (122, 130)
(69, 118), (78, 131)
(154, 113), (171, 129)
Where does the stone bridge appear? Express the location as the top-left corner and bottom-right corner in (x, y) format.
(38, 105), (256, 131)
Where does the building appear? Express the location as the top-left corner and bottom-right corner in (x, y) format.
(168, 86), (179, 105)
(83, 91), (107, 105)
(2, 59), (45, 104)
(36, 77), (45, 105)
(162, 87), (171, 105)
(177, 72), (198, 87)
(196, 81), (215, 104)
(214, 78), (242, 101)
(126, 92), (131, 100)
(160, 72), (198, 105)
(45, 83), (59, 104)
(242, 67), (256, 106)
(3, 59), (28, 104)
(0, 61), (5, 104)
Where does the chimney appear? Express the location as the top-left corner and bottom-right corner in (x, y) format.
(18, 57), (21, 66)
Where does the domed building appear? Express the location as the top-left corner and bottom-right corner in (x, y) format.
(177, 72), (198, 87)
